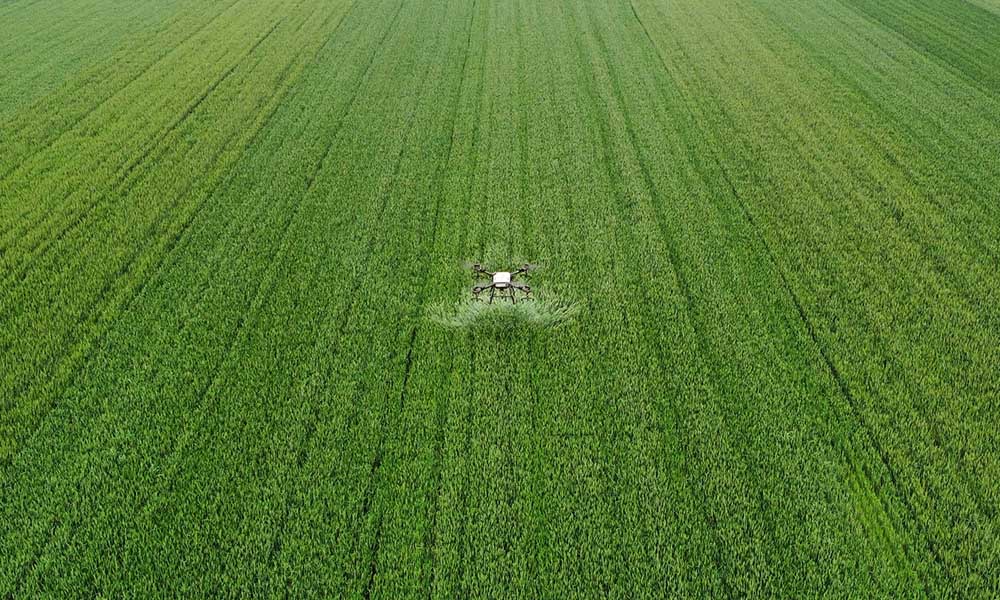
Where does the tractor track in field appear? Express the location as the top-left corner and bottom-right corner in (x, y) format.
(562, 1), (733, 592)
(0, 0), (247, 185)
(436, 1), (488, 592)
(0, 0), (277, 251)
(5, 0), (999, 593)
(154, 0), (409, 584)
(590, 8), (744, 596)
(780, 1), (1000, 270)
(0, 36), (302, 415)
(343, 7), (463, 596)
(112, 0), (414, 587)
(0, 12), (288, 291)
(759, 0), (1000, 538)
(717, 159), (955, 591)
(742, 13), (1000, 523)
(624, 0), (945, 586)
(2, 48), (312, 597)
(692, 20), (980, 578)
(0, 2), (362, 584)
(14, 95), (315, 593)
(421, 3), (477, 594)
(755, 107), (997, 555)
(91, 0), (384, 533)
(625, 1), (952, 584)
(838, 0), (1000, 97)
(0, 7), (321, 461)
(263, 255), (366, 576)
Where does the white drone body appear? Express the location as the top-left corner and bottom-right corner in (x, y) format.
(471, 264), (533, 303)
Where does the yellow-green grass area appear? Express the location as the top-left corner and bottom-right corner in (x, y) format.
(2, 0), (998, 595)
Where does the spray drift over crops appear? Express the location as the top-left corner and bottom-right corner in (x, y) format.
(426, 295), (580, 330)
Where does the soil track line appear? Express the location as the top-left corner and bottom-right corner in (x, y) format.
(422, 3), (477, 594)
(624, 0), (937, 586)
(561, 0), (732, 591)
(0, 5), (322, 463)
(0, 13), (287, 288)
(0, 0), (247, 183)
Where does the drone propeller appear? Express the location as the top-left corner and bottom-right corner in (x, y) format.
(463, 260), (491, 274)
(511, 263), (541, 275)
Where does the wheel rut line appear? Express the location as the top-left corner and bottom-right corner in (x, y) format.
(763, 1), (1000, 271)
(306, 0), (406, 192)
(714, 152), (954, 587)
(626, 0), (939, 584)
(124, 137), (317, 515)
(263, 126), (401, 583)
(142, 0), (406, 572)
(353, 8), (478, 586)
(0, 9), (319, 462)
(749, 0), (1000, 322)
(0, 8), (285, 280)
(0, 0), (311, 351)
(670, 6), (973, 569)
(361, 512), (384, 600)
(0, 183), (74, 284)
(355, 221), (418, 599)
(348, 10), (464, 594)
(760, 103), (992, 544)
(261, 279), (361, 573)
(127, 0), (384, 521)
(422, 1), (476, 594)
(230, 0), (416, 582)
(1, 33), (300, 402)
(443, 2), (487, 592)
(0, 11), (289, 287)
(9, 128), (304, 595)
(730, 10), (1000, 559)
(836, 0), (1000, 99)
(0, 0), (248, 184)
(570, 1), (732, 590)
(260, 0), (366, 479)
(1, 2), (350, 579)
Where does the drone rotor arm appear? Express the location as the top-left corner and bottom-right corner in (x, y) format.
(471, 264), (495, 276)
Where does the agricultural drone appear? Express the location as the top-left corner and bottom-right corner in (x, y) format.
(471, 263), (534, 303)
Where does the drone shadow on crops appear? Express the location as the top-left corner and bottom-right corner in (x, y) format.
(426, 295), (579, 332)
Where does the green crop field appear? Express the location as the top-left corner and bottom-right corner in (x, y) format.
(2, 0), (998, 596)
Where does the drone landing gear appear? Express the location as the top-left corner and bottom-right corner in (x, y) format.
(472, 286), (531, 304)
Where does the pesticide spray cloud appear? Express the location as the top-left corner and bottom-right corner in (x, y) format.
(426, 296), (579, 330)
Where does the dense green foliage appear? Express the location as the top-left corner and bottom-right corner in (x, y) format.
(2, 0), (998, 595)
